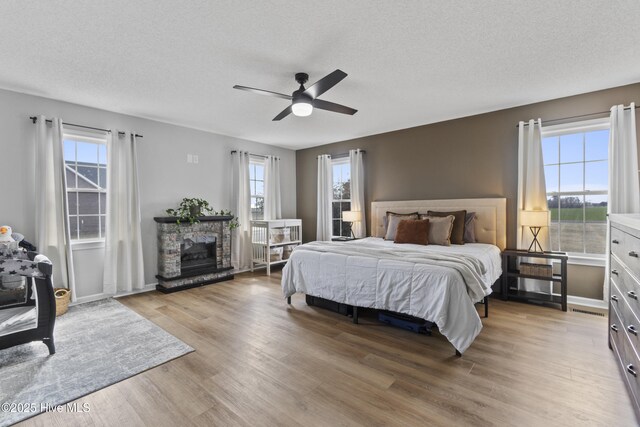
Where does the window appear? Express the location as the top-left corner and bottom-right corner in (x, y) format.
(250, 158), (265, 220)
(63, 131), (108, 241)
(541, 119), (609, 256)
(332, 158), (351, 237)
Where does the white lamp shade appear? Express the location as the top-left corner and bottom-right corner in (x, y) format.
(520, 210), (549, 227)
(342, 211), (362, 222)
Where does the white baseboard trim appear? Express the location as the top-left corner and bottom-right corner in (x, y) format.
(72, 293), (108, 305)
(113, 283), (158, 299)
(567, 295), (608, 310)
(71, 283), (158, 306)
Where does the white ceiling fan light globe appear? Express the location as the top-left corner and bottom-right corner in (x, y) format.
(292, 99), (313, 117)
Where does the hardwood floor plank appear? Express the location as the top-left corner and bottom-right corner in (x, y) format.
(18, 271), (637, 426)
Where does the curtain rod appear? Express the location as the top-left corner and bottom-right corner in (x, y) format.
(29, 116), (143, 138)
(517, 103), (638, 128)
(317, 149), (366, 159)
(230, 150), (280, 160)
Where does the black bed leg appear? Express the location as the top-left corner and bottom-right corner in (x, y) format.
(484, 296), (489, 318)
(455, 350), (462, 357)
(287, 296), (291, 304)
(353, 306), (358, 324)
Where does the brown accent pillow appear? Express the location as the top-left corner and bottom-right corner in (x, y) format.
(394, 219), (429, 245)
(426, 210), (467, 245)
(384, 211), (419, 240)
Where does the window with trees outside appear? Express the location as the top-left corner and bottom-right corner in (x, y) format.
(541, 119), (609, 256)
(250, 158), (265, 220)
(332, 158), (351, 237)
(63, 132), (108, 241)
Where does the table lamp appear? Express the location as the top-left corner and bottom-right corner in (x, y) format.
(520, 210), (549, 253)
(342, 211), (362, 239)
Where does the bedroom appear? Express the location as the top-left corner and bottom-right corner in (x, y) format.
(1, 1), (639, 426)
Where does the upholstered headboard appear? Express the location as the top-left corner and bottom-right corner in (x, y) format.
(371, 198), (507, 250)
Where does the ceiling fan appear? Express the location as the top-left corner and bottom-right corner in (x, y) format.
(233, 69), (357, 121)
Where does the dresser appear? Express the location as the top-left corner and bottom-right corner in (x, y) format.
(609, 214), (640, 420)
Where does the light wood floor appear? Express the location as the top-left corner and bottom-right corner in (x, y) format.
(21, 271), (637, 427)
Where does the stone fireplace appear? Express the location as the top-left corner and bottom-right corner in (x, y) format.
(154, 216), (234, 293)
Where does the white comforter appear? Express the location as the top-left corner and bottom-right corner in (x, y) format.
(281, 237), (502, 353)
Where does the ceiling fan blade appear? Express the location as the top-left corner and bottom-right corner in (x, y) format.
(303, 69), (348, 99)
(313, 99), (358, 115)
(273, 105), (293, 121)
(233, 85), (292, 100)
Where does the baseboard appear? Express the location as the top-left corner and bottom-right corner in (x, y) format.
(567, 295), (607, 309)
(72, 293), (109, 305)
(71, 283), (158, 306)
(567, 295), (608, 316)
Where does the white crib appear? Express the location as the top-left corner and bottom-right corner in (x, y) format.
(250, 219), (302, 275)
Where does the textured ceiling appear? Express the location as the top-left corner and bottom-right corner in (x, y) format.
(1, 1), (639, 149)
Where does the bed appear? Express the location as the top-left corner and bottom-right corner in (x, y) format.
(281, 198), (506, 354)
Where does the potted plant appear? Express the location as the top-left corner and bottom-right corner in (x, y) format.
(165, 197), (214, 224)
(212, 209), (240, 230)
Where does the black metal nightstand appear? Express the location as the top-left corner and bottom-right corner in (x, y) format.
(501, 249), (568, 311)
(332, 237), (358, 242)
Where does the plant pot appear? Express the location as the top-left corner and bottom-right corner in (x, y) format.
(189, 206), (202, 218)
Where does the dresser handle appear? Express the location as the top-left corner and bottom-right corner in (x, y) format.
(629, 325), (638, 336)
(612, 269), (619, 276)
(630, 251), (639, 258)
(628, 291), (638, 300)
(628, 365), (638, 377)
(612, 239), (620, 244)
(611, 324), (619, 332)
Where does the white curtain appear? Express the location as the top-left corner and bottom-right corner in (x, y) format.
(317, 154), (333, 241)
(264, 155), (282, 220)
(232, 151), (252, 270)
(349, 149), (366, 238)
(35, 116), (77, 300)
(605, 103), (640, 299)
(103, 132), (145, 294)
(517, 119), (550, 293)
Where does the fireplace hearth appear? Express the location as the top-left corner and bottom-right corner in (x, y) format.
(155, 216), (234, 293)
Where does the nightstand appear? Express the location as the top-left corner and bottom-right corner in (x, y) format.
(501, 249), (568, 311)
(332, 237), (358, 242)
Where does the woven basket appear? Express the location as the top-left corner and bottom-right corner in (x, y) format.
(54, 288), (71, 316)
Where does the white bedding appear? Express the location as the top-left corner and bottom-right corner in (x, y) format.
(281, 237), (502, 353)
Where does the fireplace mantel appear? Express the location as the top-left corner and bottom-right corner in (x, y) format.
(154, 215), (233, 223)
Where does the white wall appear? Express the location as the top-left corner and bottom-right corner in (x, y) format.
(0, 88), (296, 299)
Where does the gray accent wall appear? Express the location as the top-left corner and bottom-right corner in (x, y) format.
(0, 88), (296, 299)
(295, 83), (640, 300)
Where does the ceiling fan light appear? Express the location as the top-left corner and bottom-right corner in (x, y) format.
(292, 100), (313, 117)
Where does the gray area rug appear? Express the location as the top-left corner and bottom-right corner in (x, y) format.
(0, 298), (193, 426)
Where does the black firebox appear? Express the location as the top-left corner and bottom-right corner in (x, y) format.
(180, 238), (217, 272)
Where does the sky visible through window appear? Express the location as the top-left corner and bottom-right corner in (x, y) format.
(250, 160), (265, 220)
(332, 161), (351, 237)
(542, 128), (608, 254)
(63, 138), (107, 240)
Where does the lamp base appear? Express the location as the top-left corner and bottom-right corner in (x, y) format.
(527, 226), (544, 253)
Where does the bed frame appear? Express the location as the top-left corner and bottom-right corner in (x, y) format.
(294, 197), (507, 356)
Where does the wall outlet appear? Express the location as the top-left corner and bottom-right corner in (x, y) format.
(193, 155), (199, 164)
(187, 154), (193, 163)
